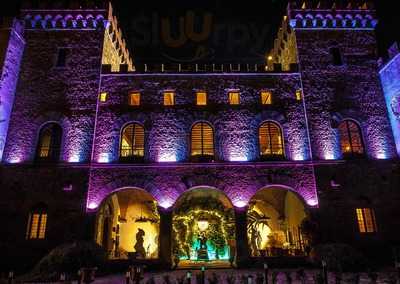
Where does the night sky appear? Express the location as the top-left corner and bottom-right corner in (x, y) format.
(1, 0), (399, 64)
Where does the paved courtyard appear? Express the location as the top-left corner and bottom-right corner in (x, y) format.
(91, 269), (398, 284)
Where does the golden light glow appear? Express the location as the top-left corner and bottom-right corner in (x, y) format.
(229, 91), (240, 105)
(268, 55), (273, 61)
(339, 120), (364, 155)
(120, 123), (145, 157)
(197, 220), (209, 232)
(164, 91), (175, 106)
(191, 122), (214, 156)
(27, 213), (47, 239)
(356, 208), (377, 233)
(39, 132), (51, 158)
(259, 122), (284, 156)
(129, 92), (140, 106)
(295, 90), (302, 101)
(99, 92), (107, 102)
(196, 92), (207, 106)
(261, 91), (272, 105)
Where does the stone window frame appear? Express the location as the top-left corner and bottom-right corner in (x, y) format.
(355, 207), (378, 234)
(26, 203), (48, 240)
(128, 91), (141, 107)
(195, 90), (208, 106)
(260, 90), (273, 105)
(189, 121), (216, 162)
(163, 90), (176, 106)
(118, 121), (146, 162)
(34, 121), (63, 163)
(258, 120), (286, 160)
(338, 118), (365, 159)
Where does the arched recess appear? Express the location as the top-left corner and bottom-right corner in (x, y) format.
(247, 185), (309, 257)
(171, 186), (236, 267)
(95, 187), (160, 260)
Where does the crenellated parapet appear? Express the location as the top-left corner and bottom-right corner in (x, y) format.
(21, 9), (109, 30)
(287, 1), (377, 30)
(102, 2), (134, 71)
(20, 1), (134, 72)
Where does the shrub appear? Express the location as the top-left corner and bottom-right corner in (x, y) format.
(23, 241), (106, 281)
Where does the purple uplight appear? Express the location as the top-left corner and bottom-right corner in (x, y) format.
(87, 201), (99, 210)
(306, 198), (318, 207)
(97, 153), (110, 163)
(68, 153), (80, 163)
(233, 199), (248, 208)
(158, 198), (174, 209)
(158, 152), (177, 162)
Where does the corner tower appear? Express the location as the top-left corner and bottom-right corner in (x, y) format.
(270, 0), (397, 161)
(2, 1), (133, 164)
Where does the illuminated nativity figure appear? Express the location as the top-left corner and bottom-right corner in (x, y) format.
(197, 231), (209, 261)
(134, 228), (146, 258)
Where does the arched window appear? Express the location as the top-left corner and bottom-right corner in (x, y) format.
(191, 122), (214, 158)
(120, 123), (145, 160)
(26, 204), (47, 240)
(259, 121), (284, 158)
(338, 120), (364, 157)
(36, 123), (62, 162)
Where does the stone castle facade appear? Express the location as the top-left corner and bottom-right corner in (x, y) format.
(0, 0), (399, 269)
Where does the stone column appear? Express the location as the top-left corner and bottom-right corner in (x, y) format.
(158, 207), (172, 268)
(235, 206), (250, 267)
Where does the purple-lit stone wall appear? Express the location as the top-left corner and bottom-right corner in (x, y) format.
(0, 19), (25, 161)
(296, 30), (397, 160)
(94, 74), (311, 163)
(2, 28), (105, 164)
(380, 49), (400, 156)
(86, 163), (318, 210)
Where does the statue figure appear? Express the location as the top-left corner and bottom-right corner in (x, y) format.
(134, 228), (146, 258)
(197, 232), (209, 260)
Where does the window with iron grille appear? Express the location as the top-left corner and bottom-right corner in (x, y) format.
(259, 121), (284, 158)
(338, 120), (364, 157)
(26, 205), (47, 240)
(356, 208), (377, 233)
(191, 122), (214, 157)
(120, 123), (145, 159)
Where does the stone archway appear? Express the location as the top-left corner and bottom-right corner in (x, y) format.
(95, 188), (160, 259)
(171, 187), (236, 268)
(247, 186), (309, 257)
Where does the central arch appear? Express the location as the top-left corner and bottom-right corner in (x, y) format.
(171, 187), (236, 268)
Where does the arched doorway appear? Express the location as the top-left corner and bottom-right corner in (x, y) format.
(247, 186), (308, 257)
(95, 188), (160, 259)
(172, 187), (236, 267)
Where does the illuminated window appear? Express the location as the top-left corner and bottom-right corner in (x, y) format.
(120, 123), (145, 159)
(196, 91), (207, 106)
(191, 122), (214, 157)
(229, 91), (240, 105)
(338, 120), (364, 157)
(356, 208), (377, 233)
(261, 91), (272, 105)
(36, 123), (62, 162)
(295, 90), (302, 101)
(26, 205), (47, 240)
(259, 121), (284, 157)
(164, 91), (175, 106)
(99, 92), (107, 102)
(129, 92), (140, 106)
